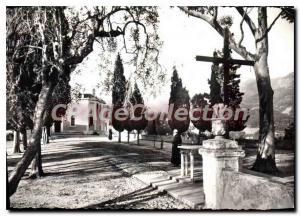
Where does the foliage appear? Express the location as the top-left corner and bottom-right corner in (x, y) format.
(112, 54), (127, 133)
(145, 119), (157, 135)
(145, 112), (171, 136)
(155, 112), (172, 136)
(71, 83), (85, 102)
(7, 6), (164, 196)
(179, 5), (294, 175)
(280, 7), (295, 23)
(284, 122), (295, 140)
(130, 83), (144, 105)
(191, 93), (212, 132)
(208, 50), (248, 131)
(112, 54), (127, 106)
(169, 67), (182, 105)
(130, 83), (148, 132)
(44, 79), (72, 127)
(168, 67), (190, 133)
(6, 7), (43, 132)
(219, 15), (233, 28)
(124, 83), (142, 135)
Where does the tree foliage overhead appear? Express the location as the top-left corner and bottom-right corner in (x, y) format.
(91, 6), (166, 96)
(6, 7), (43, 132)
(280, 7), (295, 23)
(7, 6), (164, 196)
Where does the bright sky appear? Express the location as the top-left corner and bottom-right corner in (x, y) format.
(70, 7), (294, 113)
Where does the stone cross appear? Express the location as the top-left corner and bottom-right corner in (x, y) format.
(195, 27), (254, 105)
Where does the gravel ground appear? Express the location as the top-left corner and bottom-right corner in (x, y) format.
(7, 135), (294, 209)
(8, 136), (191, 210)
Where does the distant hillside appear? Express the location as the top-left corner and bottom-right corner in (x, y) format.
(241, 72), (294, 130)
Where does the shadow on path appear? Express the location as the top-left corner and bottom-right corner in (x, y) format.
(82, 186), (165, 209)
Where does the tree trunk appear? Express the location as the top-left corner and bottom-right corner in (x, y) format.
(127, 131), (130, 143)
(137, 131), (140, 145)
(12, 131), (21, 154)
(30, 141), (44, 178)
(198, 130), (201, 145)
(46, 126), (51, 143)
(160, 136), (164, 149)
(41, 126), (47, 145)
(6, 156), (10, 209)
(251, 8), (278, 175)
(118, 132), (121, 143)
(8, 83), (53, 197)
(21, 129), (27, 151)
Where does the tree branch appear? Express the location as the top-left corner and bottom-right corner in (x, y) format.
(213, 7), (218, 22)
(267, 11), (283, 33)
(238, 9), (246, 46)
(179, 6), (255, 61)
(179, 6), (212, 23)
(236, 7), (256, 36)
(255, 10), (283, 43)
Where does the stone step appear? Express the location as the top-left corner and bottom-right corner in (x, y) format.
(134, 170), (205, 209)
(151, 179), (177, 188)
(134, 173), (170, 185)
(148, 175), (171, 185)
(173, 176), (203, 184)
(179, 191), (205, 209)
(156, 182), (180, 192)
(167, 167), (202, 175)
(164, 183), (205, 209)
(167, 168), (203, 184)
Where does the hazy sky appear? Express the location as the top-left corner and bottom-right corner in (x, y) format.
(71, 7), (294, 112)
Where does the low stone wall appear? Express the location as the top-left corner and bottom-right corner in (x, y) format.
(141, 135), (173, 142)
(63, 125), (86, 132)
(220, 170), (294, 210)
(141, 135), (195, 144)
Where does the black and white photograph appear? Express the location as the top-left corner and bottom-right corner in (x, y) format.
(4, 2), (296, 212)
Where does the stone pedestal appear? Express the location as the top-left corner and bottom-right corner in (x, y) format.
(199, 137), (245, 209)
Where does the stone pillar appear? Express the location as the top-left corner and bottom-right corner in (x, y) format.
(180, 150), (189, 177)
(61, 117), (64, 132)
(184, 152), (189, 176)
(190, 152), (194, 181)
(181, 152), (185, 177)
(199, 136), (245, 209)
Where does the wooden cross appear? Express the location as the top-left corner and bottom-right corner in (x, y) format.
(196, 27), (254, 105)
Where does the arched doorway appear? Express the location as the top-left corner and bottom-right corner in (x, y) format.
(54, 121), (61, 133)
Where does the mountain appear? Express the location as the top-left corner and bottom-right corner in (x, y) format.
(240, 73), (294, 131)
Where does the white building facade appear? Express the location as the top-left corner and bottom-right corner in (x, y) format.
(52, 93), (110, 135)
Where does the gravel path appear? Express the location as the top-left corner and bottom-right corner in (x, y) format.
(8, 136), (191, 210)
